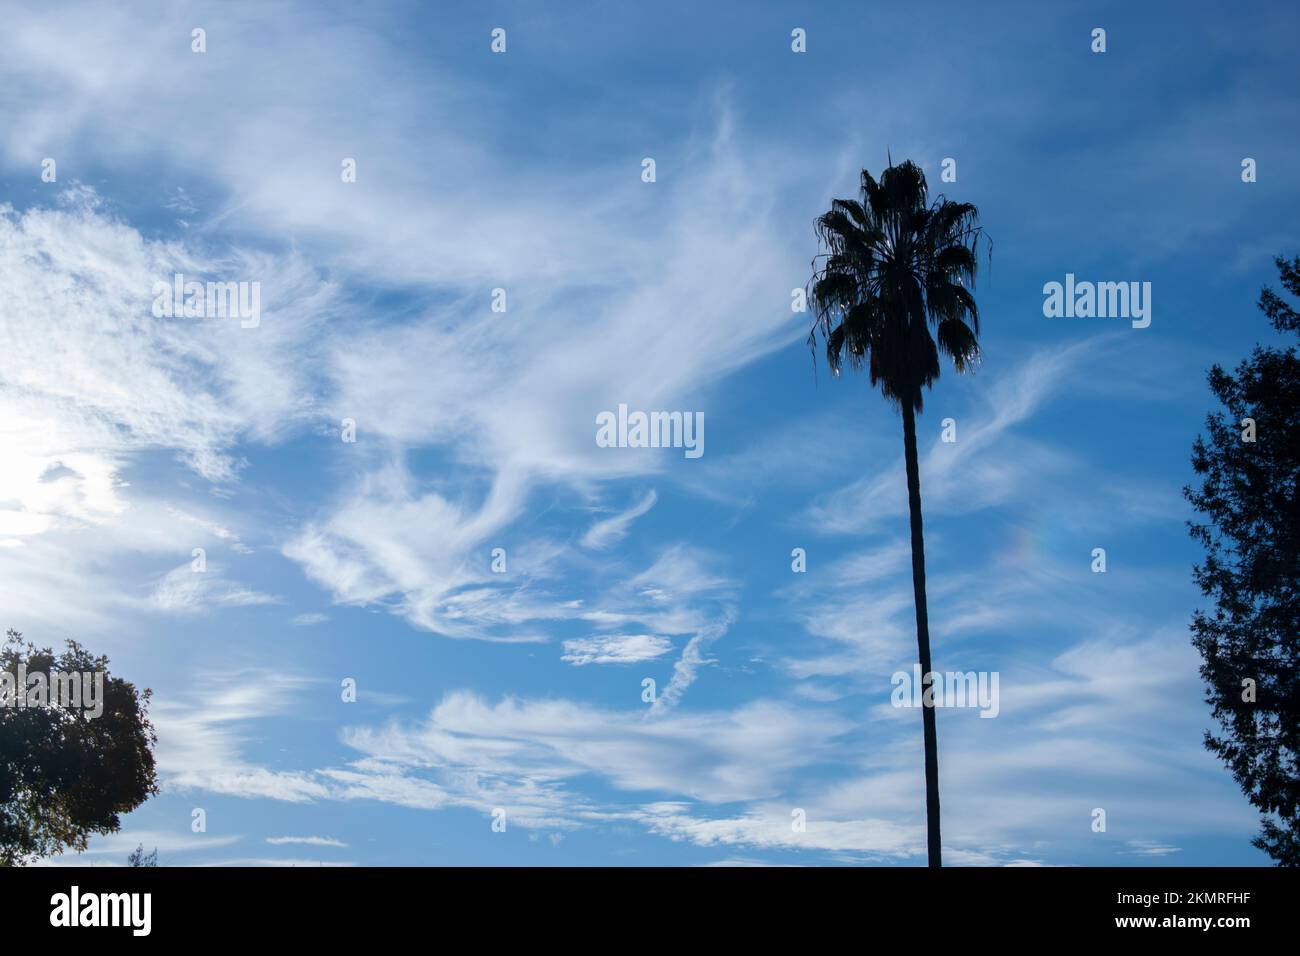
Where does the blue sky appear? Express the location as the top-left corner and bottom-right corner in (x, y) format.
(1, 0), (1297, 866)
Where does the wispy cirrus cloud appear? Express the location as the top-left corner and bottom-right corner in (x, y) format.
(266, 836), (347, 848)
(581, 490), (658, 550)
(149, 561), (279, 613)
(561, 633), (672, 665)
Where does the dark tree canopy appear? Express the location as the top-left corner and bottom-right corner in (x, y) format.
(1186, 255), (1300, 866)
(0, 629), (158, 866)
(808, 159), (986, 410)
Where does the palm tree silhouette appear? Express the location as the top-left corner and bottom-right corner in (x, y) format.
(808, 159), (986, 867)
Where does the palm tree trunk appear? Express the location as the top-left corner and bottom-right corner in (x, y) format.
(901, 398), (942, 867)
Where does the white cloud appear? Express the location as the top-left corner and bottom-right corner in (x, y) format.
(153, 668), (849, 829)
(561, 633), (673, 665)
(0, 196), (332, 482)
(633, 802), (921, 857)
(0, 192), (335, 635)
(266, 836), (348, 848)
(142, 613), (1256, 864)
(2, 4), (815, 659)
(581, 490), (658, 550)
(153, 672), (333, 803)
(149, 561), (279, 613)
(63, 830), (243, 860)
(1124, 840), (1182, 857)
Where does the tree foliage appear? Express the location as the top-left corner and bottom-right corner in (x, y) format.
(128, 843), (158, 867)
(1186, 256), (1300, 865)
(0, 629), (158, 866)
(809, 159), (986, 409)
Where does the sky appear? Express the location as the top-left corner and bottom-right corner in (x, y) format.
(1, 0), (1297, 866)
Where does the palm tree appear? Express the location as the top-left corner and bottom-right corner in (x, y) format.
(808, 159), (986, 867)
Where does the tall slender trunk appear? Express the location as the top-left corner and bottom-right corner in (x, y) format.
(901, 398), (942, 867)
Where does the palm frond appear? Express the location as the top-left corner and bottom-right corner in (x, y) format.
(807, 157), (989, 409)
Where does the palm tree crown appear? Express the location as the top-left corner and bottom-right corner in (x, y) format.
(809, 159), (985, 408)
